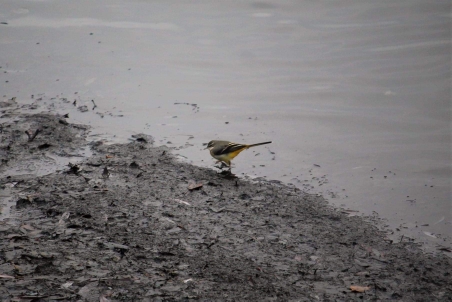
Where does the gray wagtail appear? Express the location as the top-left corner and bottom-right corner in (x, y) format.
(206, 140), (272, 170)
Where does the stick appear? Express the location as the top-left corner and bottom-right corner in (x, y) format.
(26, 129), (41, 142)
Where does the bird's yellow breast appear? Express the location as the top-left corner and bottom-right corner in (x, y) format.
(227, 149), (245, 160)
(211, 149), (245, 162)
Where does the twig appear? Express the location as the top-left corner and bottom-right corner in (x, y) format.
(25, 129), (41, 142)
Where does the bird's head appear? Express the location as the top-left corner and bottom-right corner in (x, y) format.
(205, 140), (216, 150)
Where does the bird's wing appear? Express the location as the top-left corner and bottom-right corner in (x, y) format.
(213, 143), (248, 156)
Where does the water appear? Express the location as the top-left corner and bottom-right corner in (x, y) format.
(1, 0), (450, 251)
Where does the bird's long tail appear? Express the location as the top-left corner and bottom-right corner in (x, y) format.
(247, 141), (272, 148)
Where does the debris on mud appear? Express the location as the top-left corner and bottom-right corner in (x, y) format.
(187, 182), (203, 191)
(0, 112), (451, 301)
(78, 105), (89, 113)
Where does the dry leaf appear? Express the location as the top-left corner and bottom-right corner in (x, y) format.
(188, 182), (203, 191)
(61, 281), (73, 288)
(350, 285), (370, 292)
(57, 212), (70, 226)
(0, 274), (15, 279)
(106, 155), (114, 159)
(7, 234), (24, 239)
(174, 199), (190, 206)
(21, 224), (35, 231)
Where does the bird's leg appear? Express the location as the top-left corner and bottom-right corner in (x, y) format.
(227, 160), (232, 173)
(215, 161), (229, 170)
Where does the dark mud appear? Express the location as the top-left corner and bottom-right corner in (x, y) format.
(0, 110), (451, 301)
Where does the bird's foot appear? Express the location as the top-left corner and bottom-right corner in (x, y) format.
(214, 162), (230, 170)
(220, 169), (237, 179)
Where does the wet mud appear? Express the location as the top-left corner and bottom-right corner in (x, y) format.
(0, 109), (451, 301)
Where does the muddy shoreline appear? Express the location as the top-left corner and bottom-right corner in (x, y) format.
(1, 108), (451, 301)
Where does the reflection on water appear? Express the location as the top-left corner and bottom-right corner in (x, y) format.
(8, 16), (180, 31)
(0, 0), (450, 251)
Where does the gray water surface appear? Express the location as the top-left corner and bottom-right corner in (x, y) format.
(1, 0), (450, 252)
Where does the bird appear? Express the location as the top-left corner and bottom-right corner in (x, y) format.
(205, 140), (272, 171)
